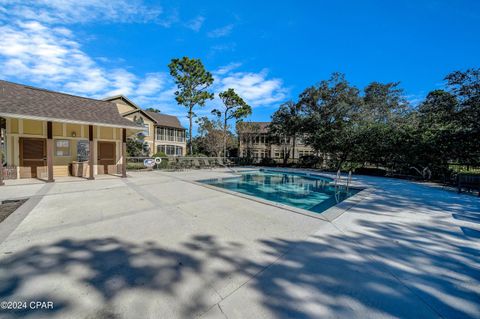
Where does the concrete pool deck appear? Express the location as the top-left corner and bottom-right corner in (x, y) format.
(0, 169), (478, 319)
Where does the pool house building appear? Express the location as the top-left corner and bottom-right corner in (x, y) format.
(0, 80), (142, 185)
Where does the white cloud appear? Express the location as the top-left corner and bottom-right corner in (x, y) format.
(0, 0), (181, 114)
(214, 62), (242, 75)
(0, 1), (289, 130)
(215, 69), (288, 107)
(0, 0), (164, 24)
(406, 94), (425, 107)
(1, 21), (101, 86)
(207, 42), (237, 57)
(207, 24), (234, 38)
(0, 20), (170, 105)
(153, 65), (288, 126)
(104, 69), (137, 96)
(136, 73), (167, 96)
(185, 15), (205, 32)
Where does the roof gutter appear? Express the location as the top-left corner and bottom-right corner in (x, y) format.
(0, 112), (143, 130)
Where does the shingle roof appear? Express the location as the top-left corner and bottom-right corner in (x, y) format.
(145, 111), (185, 129)
(103, 95), (140, 110)
(0, 80), (142, 129)
(237, 121), (270, 133)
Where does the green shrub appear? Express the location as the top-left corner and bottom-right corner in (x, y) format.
(341, 162), (363, 172)
(450, 165), (480, 174)
(127, 162), (144, 170)
(354, 167), (387, 176)
(259, 157), (276, 166)
(237, 156), (255, 165)
(152, 151), (167, 158)
(298, 155), (321, 168)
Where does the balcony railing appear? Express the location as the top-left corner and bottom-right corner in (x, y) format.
(156, 135), (185, 142)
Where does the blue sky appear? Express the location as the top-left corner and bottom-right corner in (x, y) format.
(0, 0), (479, 130)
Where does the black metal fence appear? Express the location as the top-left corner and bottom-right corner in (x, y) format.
(126, 155), (480, 195)
(127, 155), (480, 184)
(126, 156), (240, 171)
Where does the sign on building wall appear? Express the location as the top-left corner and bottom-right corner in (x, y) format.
(77, 140), (89, 162)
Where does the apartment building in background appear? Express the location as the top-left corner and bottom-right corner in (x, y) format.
(237, 122), (315, 161)
(104, 95), (186, 156)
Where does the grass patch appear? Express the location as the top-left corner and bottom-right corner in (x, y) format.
(0, 199), (27, 223)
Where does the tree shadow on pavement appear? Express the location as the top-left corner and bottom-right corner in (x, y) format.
(1, 200), (479, 319)
(0, 238), (202, 319)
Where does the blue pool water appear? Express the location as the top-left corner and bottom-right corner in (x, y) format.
(200, 170), (360, 213)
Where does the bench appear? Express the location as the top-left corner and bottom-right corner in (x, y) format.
(458, 174), (480, 196)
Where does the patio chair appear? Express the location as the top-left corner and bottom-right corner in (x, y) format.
(178, 159), (190, 170)
(170, 158), (182, 171)
(458, 173), (480, 196)
(203, 158), (213, 169)
(192, 159), (201, 169)
(224, 158), (235, 167)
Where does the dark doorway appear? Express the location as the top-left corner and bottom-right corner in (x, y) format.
(97, 141), (116, 174)
(19, 137), (46, 178)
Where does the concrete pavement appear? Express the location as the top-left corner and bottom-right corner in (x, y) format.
(0, 169), (478, 319)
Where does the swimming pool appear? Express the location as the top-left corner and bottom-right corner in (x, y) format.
(200, 170), (360, 213)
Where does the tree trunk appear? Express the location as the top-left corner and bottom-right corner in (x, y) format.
(337, 153), (348, 172)
(292, 134), (296, 163)
(188, 107), (193, 155)
(283, 136), (288, 165)
(223, 114), (227, 159)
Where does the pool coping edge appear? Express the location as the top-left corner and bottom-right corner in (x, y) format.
(192, 174), (374, 222)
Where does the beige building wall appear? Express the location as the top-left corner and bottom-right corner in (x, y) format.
(108, 98), (187, 157)
(4, 117), (124, 178)
(239, 132), (315, 160)
(109, 97), (137, 114)
(123, 112), (156, 155)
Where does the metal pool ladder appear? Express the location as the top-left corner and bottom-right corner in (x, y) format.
(217, 157), (237, 173)
(334, 170), (352, 201)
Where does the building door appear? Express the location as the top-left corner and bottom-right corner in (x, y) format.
(19, 138), (46, 178)
(97, 141), (116, 174)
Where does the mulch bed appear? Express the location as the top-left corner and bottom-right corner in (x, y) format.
(0, 199), (27, 223)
